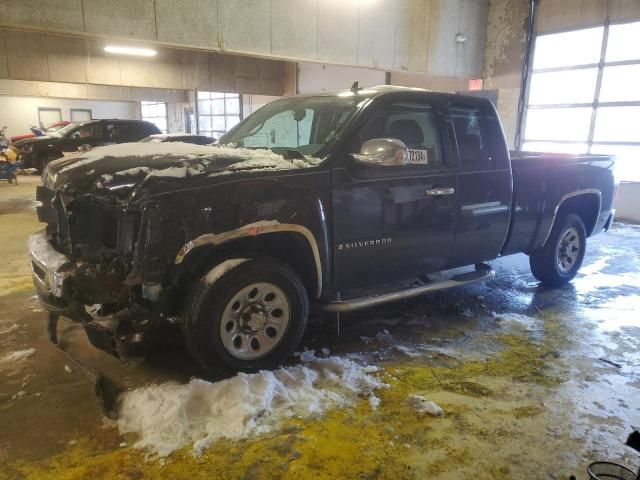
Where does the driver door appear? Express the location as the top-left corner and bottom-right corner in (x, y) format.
(68, 124), (105, 152)
(331, 99), (458, 290)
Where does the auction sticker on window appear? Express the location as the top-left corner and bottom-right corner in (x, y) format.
(407, 149), (429, 164)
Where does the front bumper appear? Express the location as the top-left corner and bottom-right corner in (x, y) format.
(28, 230), (73, 311)
(17, 151), (36, 168)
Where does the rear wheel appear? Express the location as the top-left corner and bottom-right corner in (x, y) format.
(183, 258), (309, 376)
(529, 213), (587, 287)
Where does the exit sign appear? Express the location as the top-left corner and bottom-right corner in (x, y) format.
(468, 78), (483, 91)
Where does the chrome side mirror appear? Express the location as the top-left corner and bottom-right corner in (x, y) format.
(352, 138), (408, 167)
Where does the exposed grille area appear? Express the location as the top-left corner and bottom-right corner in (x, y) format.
(35, 186), (70, 254)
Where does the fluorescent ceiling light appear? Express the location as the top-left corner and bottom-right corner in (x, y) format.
(104, 45), (157, 57)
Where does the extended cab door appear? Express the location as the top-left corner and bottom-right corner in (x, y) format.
(331, 98), (458, 291)
(447, 100), (512, 266)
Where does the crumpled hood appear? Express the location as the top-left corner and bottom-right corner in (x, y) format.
(42, 142), (319, 197)
(13, 135), (57, 147)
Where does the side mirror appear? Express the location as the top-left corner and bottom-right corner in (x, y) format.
(71, 132), (80, 139)
(352, 138), (408, 167)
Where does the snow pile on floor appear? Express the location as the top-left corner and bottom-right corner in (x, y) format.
(407, 395), (443, 416)
(117, 356), (386, 457)
(0, 348), (35, 365)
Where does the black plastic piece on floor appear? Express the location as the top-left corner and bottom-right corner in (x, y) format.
(626, 430), (640, 453)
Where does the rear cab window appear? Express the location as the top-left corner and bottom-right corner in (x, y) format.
(448, 100), (508, 170)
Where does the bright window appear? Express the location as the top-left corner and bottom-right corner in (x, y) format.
(599, 64), (640, 102)
(141, 101), (168, 133)
(523, 21), (640, 181)
(528, 69), (598, 105)
(605, 21), (640, 62)
(525, 107), (592, 142)
(197, 91), (241, 140)
(532, 27), (603, 69)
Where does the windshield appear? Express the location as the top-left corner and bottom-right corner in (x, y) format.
(218, 96), (364, 157)
(50, 122), (82, 138)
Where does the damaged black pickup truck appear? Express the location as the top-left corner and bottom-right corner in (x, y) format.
(29, 86), (617, 375)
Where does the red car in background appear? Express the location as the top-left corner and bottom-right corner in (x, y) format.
(9, 121), (71, 143)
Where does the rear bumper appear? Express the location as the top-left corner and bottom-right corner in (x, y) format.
(28, 230), (73, 311)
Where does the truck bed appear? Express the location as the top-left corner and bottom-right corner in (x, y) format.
(502, 151), (616, 256)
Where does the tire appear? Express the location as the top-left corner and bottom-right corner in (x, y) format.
(183, 257), (309, 376)
(529, 213), (587, 287)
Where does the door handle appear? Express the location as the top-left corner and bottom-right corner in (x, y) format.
(425, 187), (455, 196)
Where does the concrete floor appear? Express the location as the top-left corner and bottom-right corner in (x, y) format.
(1, 176), (639, 479)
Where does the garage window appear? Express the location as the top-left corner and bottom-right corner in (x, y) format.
(197, 91), (241, 140)
(523, 20), (640, 181)
(141, 101), (168, 133)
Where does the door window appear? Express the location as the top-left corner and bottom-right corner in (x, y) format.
(76, 124), (103, 140)
(105, 124), (124, 142)
(360, 103), (444, 167)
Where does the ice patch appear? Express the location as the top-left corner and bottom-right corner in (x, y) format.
(0, 348), (36, 365)
(375, 330), (393, 345)
(117, 356), (385, 457)
(393, 344), (423, 358)
(299, 349), (316, 362)
(580, 256), (612, 275)
(204, 259), (249, 285)
(407, 395), (443, 416)
(493, 312), (539, 331)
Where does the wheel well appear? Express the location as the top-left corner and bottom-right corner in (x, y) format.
(557, 193), (600, 236)
(175, 231), (319, 299)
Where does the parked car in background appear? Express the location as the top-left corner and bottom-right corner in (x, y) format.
(9, 121), (72, 143)
(0, 126), (8, 153)
(29, 86), (616, 375)
(11, 119), (161, 171)
(141, 133), (216, 145)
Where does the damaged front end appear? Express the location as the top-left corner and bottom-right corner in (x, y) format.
(30, 182), (160, 360)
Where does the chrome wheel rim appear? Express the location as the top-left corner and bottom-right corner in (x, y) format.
(219, 282), (290, 360)
(557, 227), (580, 273)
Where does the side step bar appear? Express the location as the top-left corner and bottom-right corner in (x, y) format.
(319, 263), (495, 313)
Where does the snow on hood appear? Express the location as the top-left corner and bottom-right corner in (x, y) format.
(44, 142), (321, 192)
(117, 356), (385, 457)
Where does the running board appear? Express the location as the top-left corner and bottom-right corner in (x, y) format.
(319, 263), (495, 313)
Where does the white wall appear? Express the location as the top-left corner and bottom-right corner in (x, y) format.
(3, 0), (489, 76)
(615, 182), (640, 224)
(297, 63), (386, 93)
(242, 94), (281, 116)
(0, 96), (139, 138)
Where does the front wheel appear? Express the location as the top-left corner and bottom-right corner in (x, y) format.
(529, 213), (587, 287)
(183, 258), (309, 376)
